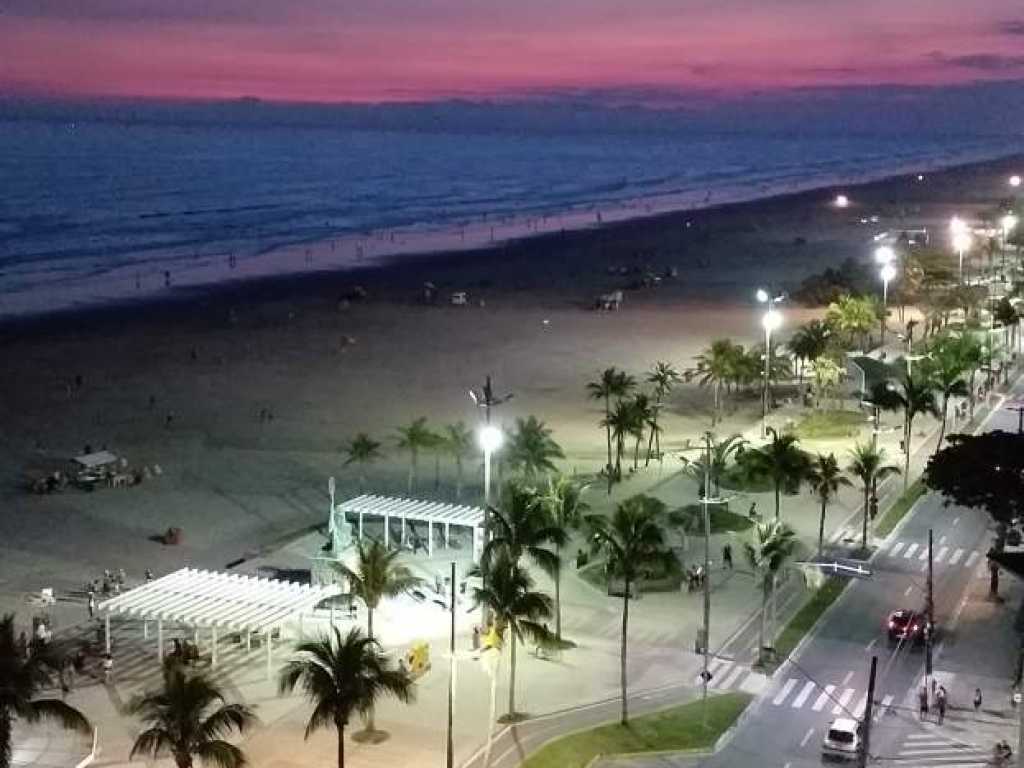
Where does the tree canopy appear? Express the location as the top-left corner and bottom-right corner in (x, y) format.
(923, 431), (1024, 524)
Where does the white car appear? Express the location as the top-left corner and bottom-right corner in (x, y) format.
(822, 718), (863, 761)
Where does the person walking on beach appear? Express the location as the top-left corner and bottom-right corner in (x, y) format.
(974, 687), (983, 712)
(722, 543), (733, 570)
(87, 591), (96, 619)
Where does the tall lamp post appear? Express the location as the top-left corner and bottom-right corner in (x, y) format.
(874, 246), (896, 345)
(479, 425), (502, 509)
(757, 289), (783, 439)
(950, 217), (970, 283)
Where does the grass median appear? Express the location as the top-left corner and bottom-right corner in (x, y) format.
(773, 577), (845, 660)
(520, 692), (751, 768)
(874, 479), (925, 538)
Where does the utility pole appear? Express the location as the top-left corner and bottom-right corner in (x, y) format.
(700, 430), (713, 726)
(446, 561), (456, 768)
(860, 656), (878, 768)
(926, 529), (934, 688)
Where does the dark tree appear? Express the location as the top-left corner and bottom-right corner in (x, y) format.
(924, 431), (1024, 597)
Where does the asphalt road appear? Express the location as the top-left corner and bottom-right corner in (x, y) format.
(696, 393), (1022, 768)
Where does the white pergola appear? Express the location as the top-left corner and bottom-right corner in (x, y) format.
(98, 567), (341, 678)
(334, 494), (485, 559)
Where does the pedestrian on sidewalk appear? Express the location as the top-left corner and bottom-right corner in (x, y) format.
(974, 688), (983, 712)
(919, 686), (929, 719)
(87, 591), (96, 619)
(722, 543), (733, 570)
(937, 687), (947, 724)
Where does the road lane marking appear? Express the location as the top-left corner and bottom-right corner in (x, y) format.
(773, 678), (798, 705)
(719, 664), (745, 690)
(890, 542), (905, 556)
(949, 548), (964, 565)
(875, 694), (894, 720)
(792, 681), (816, 708)
(937, 546), (949, 562)
(965, 551), (979, 568)
(905, 585), (914, 596)
(832, 688), (855, 715)
(812, 685), (835, 712)
(842, 670), (854, 685)
(799, 728), (814, 748)
(904, 543), (919, 559)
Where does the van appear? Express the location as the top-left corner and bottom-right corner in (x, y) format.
(822, 718), (862, 761)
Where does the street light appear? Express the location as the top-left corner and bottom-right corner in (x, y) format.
(478, 425), (502, 508)
(1002, 213), (1018, 244)
(952, 231), (971, 283)
(880, 262), (897, 344)
(834, 194), (850, 208)
(759, 294), (783, 439)
(1011, 175), (1022, 188)
(874, 245), (895, 265)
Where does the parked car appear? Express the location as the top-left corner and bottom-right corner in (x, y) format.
(822, 717), (863, 761)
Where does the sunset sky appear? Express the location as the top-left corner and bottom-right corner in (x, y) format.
(3, 0), (1024, 103)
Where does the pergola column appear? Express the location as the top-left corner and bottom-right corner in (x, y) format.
(211, 626), (218, 669)
(359, 512), (364, 540)
(104, 614), (111, 654)
(246, 631), (251, 653)
(402, 517), (407, 546)
(157, 618), (164, 660)
(265, 629), (273, 680)
(473, 526), (483, 562)
(384, 515), (390, 547)
(428, 521), (434, 557)
(445, 522), (450, 548)
(143, 620), (148, 640)
(298, 612), (304, 639)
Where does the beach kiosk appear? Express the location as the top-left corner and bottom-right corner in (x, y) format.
(70, 450), (119, 482)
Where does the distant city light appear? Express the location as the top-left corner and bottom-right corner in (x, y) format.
(1010, 175), (1022, 188)
(834, 194), (850, 208)
(916, 174), (925, 182)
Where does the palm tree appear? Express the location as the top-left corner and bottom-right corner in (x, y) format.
(826, 294), (876, 350)
(331, 540), (421, 735)
(334, 539), (422, 642)
(504, 416), (564, 479)
(871, 374), (939, 488)
(740, 428), (810, 520)
(542, 475), (590, 640)
(806, 453), (851, 556)
(586, 495), (668, 725)
(470, 553), (553, 720)
(645, 362), (680, 464)
(483, 481), (562, 577)
(587, 368), (635, 491)
(787, 320), (832, 390)
(924, 335), (972, 451)
(130, 661), (256, 768)
(846, 443), (900, 551)
(628, 394), (653, 471)
(744, 520), (797, 666)
(278, 628), (414, 766)
(0, 614), (90, 768)
(342, 433), (383, 493)
(395, 417), (434, 495)
(443, 422), (473, 500)
(603, 399), (635, 483)
(694, 340), (740, 425)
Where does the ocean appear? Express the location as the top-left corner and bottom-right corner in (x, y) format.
(0, 116), (1017, 317)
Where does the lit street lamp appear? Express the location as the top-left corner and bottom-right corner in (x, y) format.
(834, 194), (850, 208)
(478, 425), (502, 508)
(757, 289), (783, 438)
(879, 262), (896, 344)
(1010, 175), (1022, 189)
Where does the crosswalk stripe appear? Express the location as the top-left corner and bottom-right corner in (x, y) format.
(936, 546), (949, 562)
(949, 548), (964, 565)
(853, 694), (867, 717)
(791, 681), (816, 708)
(708, 657), (729, 675)
(898, 753), (989, 761)
(875, 694), (894, 720)
(812, 684), (835, 712)
(904, 543), (919, 559)
(719, 664), (745, 690)
(919, 547), (929, 561)
(773, 678), (798, 705)
(832, 687), (855, 715)
(965, 551), (979, 568)
(905, 733), (951, 742)
(890, 542), (905, 556)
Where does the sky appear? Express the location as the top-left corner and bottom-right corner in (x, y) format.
(2, 0), (1024, 104)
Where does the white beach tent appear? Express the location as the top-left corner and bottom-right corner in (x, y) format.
(71, 450), (119, 471)
(98, 567), (341, 678)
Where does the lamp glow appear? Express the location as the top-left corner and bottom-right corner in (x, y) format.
(880, 263), (897, 283)
(950, 216), (967, 235)
(755, 288), (769, 303)
(1011, 175), (1022, 188)
(874, 246), (896, 265)
(1003, 213), (1018, 235)
(834, 194), (850, 208)
(952, 231), (971, 253)
(762, 309), (782, 332)
(478, 425), (503, 453)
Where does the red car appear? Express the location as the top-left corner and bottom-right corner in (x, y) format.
(887, 609), (924, 644)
